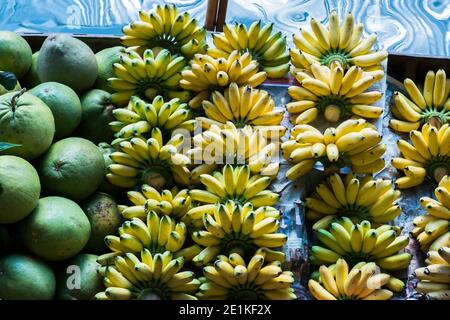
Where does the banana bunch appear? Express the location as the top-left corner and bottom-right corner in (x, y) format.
(288, 61), (384, 123)
(305, 173), (401, 225)
(389, 70), (450, 132)
(281, 119), (385, 180)
(195, 83), (286, 137)
(206, 21), (289, 78)
(186, 165), (280, 222)
(392, 124), (450, 189)
(95, 250), (199, 300)
(110, 95), (196, 140)
(116, 185), (191, 221)
(106, 129), (191, 189)
(187, 122), (279, 184)
(412, 176), (450, 251)
(414, 246), (450, 300)
(197, 250), (296, 300)
(180, 51), (267, 108)
(109, 49), (189, 106)
(98, 212), (201, 263)
(311, 218), (411, 271)
(308, 258), (393, 300)
(121, 4), (207, 58)
(291, 11), (388, 71)
(191, 201), (286, 266)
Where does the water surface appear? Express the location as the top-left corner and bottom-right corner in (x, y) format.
(0, 0), (448, 56)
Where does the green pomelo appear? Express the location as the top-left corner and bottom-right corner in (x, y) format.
(94, 46), (125, 93)
(56, 254), (104, 300)
(0, 31), (32, 79)
(0, 254), (56, 300)
(0, 91), (55, 160)
(76, 89), (115, 144)
(22, 51), (41, 89)
(20, 196), (91, 261)
(97, 143), (123, 196)
(38, 137), (105, 201)
(0, 79), (21, 96)
(82, 192), (122, 253)
(0, 155), (41, 224)
(29, 82), (82, 139)
(37, 34), (98, 92)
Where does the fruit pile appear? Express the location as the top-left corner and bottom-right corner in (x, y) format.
(0, 3), (294, 301)
(0, 4), (448, 301)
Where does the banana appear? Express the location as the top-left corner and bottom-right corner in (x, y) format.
(376, 253), (412, 271)
(283, 120), (384, 180)
(196, 84), (282, 133)
(111, 49), (188, 106)
(413, 180), (450, 250)
(109, 129), (191, 189)
(209, 21), (289, 78)
(291, 11), (386, 73)
(394, 126), (450, 189)
(188, 122), (278, 184)
(199, 252), (295, 300)
(311, 214), (409, 269)
(309, 258), (393, 300)
(187, 165), (279, 225)
(390, 70), (450, 133)
(96, 250), (198, 300)
(122, 5), (206, 58)
(181, 52), (268, 108)
(288, 59), (383, 123)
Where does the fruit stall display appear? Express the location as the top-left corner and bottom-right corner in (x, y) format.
(0, 4), (449, 300)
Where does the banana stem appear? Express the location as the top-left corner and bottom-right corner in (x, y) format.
(427, 116), (443, 129)
(324, 164), (340, 176)
(137, 289), (162, 300)
(234, 289), (259, 300)
(324, 105), (341, 122)
(145, 87), (159, 100)
(142, 166), (172, 190)
(227, 242), (246, 257)
(10, 88), (26, 112)
(432, 166), (448, 183)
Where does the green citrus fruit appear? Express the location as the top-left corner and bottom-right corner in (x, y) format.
(0, 31), (32, 79)
(37, 34), (98, 92)
(0, 91), (55, 160)
(77, 89), (115, 144)
(82, 192), (122, 253)
(0, 155), (40, 224)
(56, 254), (104, 300)
(20, 196), (91, 261)
(29, 82), (82, 139)
(0, 254), (56, 300)
(94, 46), (125, 93)
(38, 137), (105, 201)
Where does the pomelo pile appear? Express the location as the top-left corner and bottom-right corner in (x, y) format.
(3, 4), (441, 302)
(0, 5), (297, 301)
(0, 31), (123, 299)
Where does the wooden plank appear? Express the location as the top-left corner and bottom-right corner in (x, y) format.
(205, 0), (219, 31)
(22, 33), (121, 53)
(387, 52), (450, 83)
(21, 33), (450, 83)
(216, 0), (228, 32)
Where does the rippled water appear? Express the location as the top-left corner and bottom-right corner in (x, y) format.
(0, 0), (449, 57)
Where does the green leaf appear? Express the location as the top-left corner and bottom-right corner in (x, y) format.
(0, 142), (21, 152)
(0, 71), (18, 90)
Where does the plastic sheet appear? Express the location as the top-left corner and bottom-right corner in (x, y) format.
(256, 59), (436, 300)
